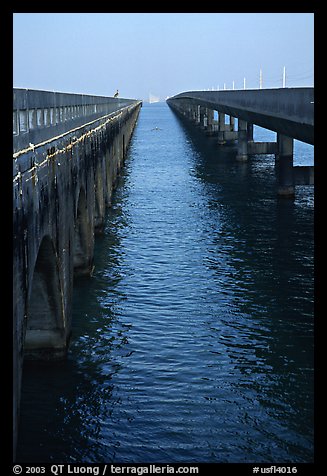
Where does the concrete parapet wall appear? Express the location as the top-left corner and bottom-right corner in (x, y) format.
(13, 88), (137, 153)
(13, 96), (142, 457)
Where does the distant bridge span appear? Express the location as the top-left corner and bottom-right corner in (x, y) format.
(167, 88), (314, 196)
(167, 88), (314, 144)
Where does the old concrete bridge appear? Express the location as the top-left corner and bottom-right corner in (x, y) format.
(167, 87), (314, 196)
(13, 88), (142, 454)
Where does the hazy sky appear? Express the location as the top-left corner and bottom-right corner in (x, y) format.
(13, 13), (314, 101)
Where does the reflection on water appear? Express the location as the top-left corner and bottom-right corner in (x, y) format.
(17, 103), (314, 463)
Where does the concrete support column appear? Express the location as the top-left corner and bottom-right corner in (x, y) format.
(247, 123), (254, 142)
(203, 108), (208, 129)
(236, 119), (248, 161)
(199, 106), (206, 128)
(277, 134), (294, 197)
(196, 105), (201, 124)
(186, 103), (191, 120)
(192, 105), (198, 123)
(188, 105), (194, 121)
(230, 116), (235, 131)
(217, 112), (226, 145)
(207, 109), (214, 130)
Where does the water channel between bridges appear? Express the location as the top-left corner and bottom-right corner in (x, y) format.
(17, 102), (314, 463)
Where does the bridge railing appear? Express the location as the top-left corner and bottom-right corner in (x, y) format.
(13, 88), (138, 153)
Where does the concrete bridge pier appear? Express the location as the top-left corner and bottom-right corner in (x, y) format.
(216, 112), (240, 145)
(187, 104), (193, 121)
(206, 108), (214, 132)
(202, 108), (210, 130)
(191, 105), (198, 123)
(276, 134), (295, 197)
(232, 117), (279, 159)
(194, 105), (200, 125)
(193, 105), (198, 124)
(199, 106), (206, 129)
(247, 123), (254, 141)
(205, 109), (217, 136)
(230, 115), (235, 132)
(217, 112), (227, 145)
(236, 119), (248, 161)
(224, 115), (239, 144)
(185, 103), (196, 124)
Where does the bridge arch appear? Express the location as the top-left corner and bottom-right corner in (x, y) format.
(25, 235), (66, 360)
(73, 187), (94, 276)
